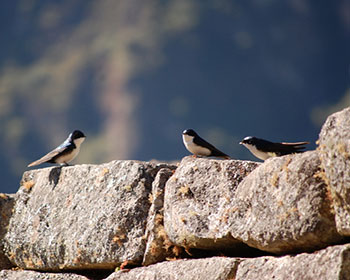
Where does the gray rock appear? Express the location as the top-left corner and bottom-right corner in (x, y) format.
(164, 156), (260, 250)
(164, 153), (342, 254)
(108, 244), (350, 280)
(231, 150), (342, 253)
(0, 193), (15, 269)
(107, 257), (239, 280)
(143, 168), (178, 266)
(0, 270), (89, 280)
(3, 161), (175, 270)
(236, 244), (350, 280)
(318, 107), (350, 235)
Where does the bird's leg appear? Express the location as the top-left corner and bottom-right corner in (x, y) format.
(64, 162), (70, 166)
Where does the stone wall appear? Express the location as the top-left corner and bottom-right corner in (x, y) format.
(1, 107), (350, 279)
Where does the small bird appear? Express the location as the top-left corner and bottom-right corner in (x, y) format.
(28, 130), (86, 167)
(240, 136), (309, 161)
(182, 129), (230, 159)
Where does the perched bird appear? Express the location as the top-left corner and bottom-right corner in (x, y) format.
(28, 130), (86, 167)
(240, 136), (309, 161)
(182, 129), (230, 159)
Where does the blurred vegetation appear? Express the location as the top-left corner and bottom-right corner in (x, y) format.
(0, 0), (349, 192)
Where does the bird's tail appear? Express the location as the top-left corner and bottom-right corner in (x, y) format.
(281, 141), (309, 146)
(27, 160), (41, 167)
(27, 156), (51, 167)
(281, 141), (309, 154)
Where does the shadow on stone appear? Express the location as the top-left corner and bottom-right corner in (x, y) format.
(73, 269), (114, 280)
(49, 167), (62, 190)
(186, 243), (274, 259)
(0, 194), (16, 269)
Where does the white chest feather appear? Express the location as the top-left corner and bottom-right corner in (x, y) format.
(182, 134), (211, 156)
(243, 143), (272, 161)
(56, 137), (85, 164)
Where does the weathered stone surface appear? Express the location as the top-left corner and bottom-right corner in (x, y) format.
(236, 244), (350, 280)
(231, 150), (342, 254)
(165, 153), (342, 254)
(164, 156), (260, 250)
(3, 160), (175, 271)
(0, 193), (15, 269)
(318, 107), (350, 236)
(109, 244), (350, 280)
(107, 257), (239, 280)
(0, 270), (89, 280)
(143, 168), (177, 266)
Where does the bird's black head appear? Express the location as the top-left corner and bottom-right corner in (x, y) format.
(183, 129), (198, 137)
(240, 136), (257, 145)
(71, 130), (86, 140)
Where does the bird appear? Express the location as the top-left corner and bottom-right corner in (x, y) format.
(240, 136), (309, 161)
(182, 129), (230, 159)
(28, 130), (86, 167)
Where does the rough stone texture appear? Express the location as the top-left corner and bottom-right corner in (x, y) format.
(165, 153), (342, 254)
(236, 244), (350, 280)
(3, 161), (175, 271)
(164, 156), (260, 250)
(107, 257), (239, 280)
(109, 244), (350, 280)
(3, 244), (348, 280)
(0, 193), (15, 269)
(143, 168), (177, 266)
(0, 270), (89, 280)
(318, 107), (350, 236)
(231, 150), (342, 254)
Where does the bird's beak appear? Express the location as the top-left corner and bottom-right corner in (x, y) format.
(239, 141), (243, 145)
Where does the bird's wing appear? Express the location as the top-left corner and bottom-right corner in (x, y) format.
(272, 141), (309, 156)
(194, 136), (230, 159)
(27, 141), (72, 167)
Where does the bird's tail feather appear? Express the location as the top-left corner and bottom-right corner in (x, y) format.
(27, 160), (43, 167)
(281, 141), (309, 146)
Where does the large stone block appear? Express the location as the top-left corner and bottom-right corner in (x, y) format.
(231, 150), (341, 253)
(107, 257), (239, 280)
(164, 153), (342, 254)
(107, 244), (350, 280)
(318, 107), (350, 235)
(164, 156), (260, 250)
(0, 270), (89, 280)
(236, 244), (350, 280)
(3, 161), (175, 271)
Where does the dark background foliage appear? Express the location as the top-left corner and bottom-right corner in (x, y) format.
(0, 0), (349, 193)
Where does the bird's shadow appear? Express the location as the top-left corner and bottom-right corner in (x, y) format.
(48, 166), (62, 190)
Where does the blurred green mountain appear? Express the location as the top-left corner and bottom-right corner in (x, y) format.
(0, 0), (349, 193)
